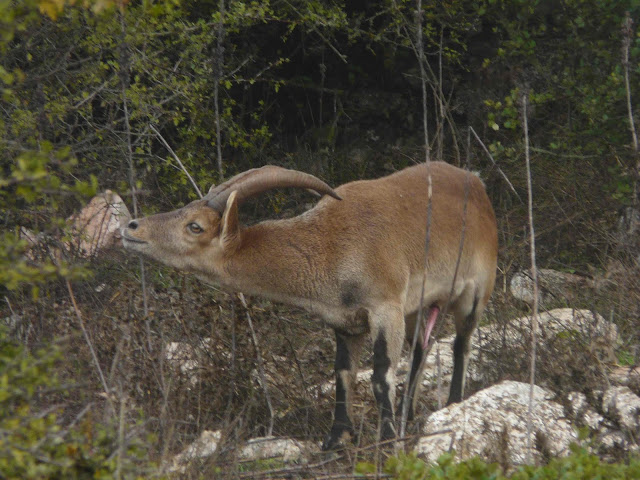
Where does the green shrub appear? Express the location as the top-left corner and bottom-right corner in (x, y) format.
(0, 329), (160, 479)
(356, 448), (640, 480)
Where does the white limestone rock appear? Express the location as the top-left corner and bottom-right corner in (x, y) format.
(169, 433), (315, 473)
(510, 269), (591, 306)
(416, 381), (578, 466)
(602, 386), (640, 433)
(164, 338), (217, 386)
(318, 309), (617, 401)
(567, 391), (604, 430)
(609, 366), (640, 387)
(68, 190), (131, 257)
(239, 436), (315, 463)
(169, 430), (222, 473)
(20, 190), (131, 261)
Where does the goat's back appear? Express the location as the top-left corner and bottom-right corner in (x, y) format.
(314, 162), (497, 303)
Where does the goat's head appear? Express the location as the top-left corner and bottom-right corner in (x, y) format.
(121, 166), (340, 276)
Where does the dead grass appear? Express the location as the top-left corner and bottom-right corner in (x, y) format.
(2, 241), (639, 477)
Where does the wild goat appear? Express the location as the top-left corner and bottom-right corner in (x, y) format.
(121, 161), (498, 450)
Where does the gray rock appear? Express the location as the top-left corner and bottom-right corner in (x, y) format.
(239, 437), (316, 462)
(20, 190), (131, 260)
(168, 432), (315, 473)
(510, 269), (591, 306)
(320, 309), (617, 402)
(602, 386), (640, 433)
(164, 338), (215, 386)
(169, 430), (222, 473)
(416, 381), (578, 466)
(68, 190), (131, 257)
(567, 391), (604, 430)
(609, 366), (640, 387)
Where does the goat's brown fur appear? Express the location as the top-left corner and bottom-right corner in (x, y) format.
(122, 161), (498, 449)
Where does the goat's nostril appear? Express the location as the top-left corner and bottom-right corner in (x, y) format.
(128, 220), (139, 230)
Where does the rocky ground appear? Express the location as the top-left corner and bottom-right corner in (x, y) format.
(164, 306), (639, 475)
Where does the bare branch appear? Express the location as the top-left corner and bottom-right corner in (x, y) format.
(73, 75), (115, 109)
(149, 124), (203, 198)
(238, 293), (274, 436)
(400, 0), (432, 440)
(469, 126), (522, 202)
(622, 11), (640, 205)
(119, 12), (149, 323)
(115, 383), (126, 479)
(522, 92), (540, 464)
(283, 0), (348, 64)
(416, 4), (429, 164)
(623, 12), (638, 153)
(214, 0), (226, 179)
(66, 279), (114, 414)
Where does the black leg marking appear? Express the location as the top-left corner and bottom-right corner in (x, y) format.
(372, 331), (395, 441)
(447, 334), (467, 404)
(323, 332), (355, 451)
(447, 296), (479, 405)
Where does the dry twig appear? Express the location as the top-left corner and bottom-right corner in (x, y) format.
(150, 124), (203, 198)
(238, 293), (275, 436)
(399, 0), (432, 440)
(66, 279), (114, 414)
(469, 126), (521, 202)
(622, 12), (640, 205)
(214, 0), (226, 179)
(119, 12), (149, 326)
(522, 92), (540, 464)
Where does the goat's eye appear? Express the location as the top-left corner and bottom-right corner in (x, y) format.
(188, 223), (203, 234)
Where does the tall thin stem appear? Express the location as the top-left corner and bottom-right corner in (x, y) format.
(417, 0), (430, 164)
(469, 126), (521, 202)
(522, 92), (539, 464)
(214, 0), (226, 180)
(119, 11), (149, 321)
(622, 12), (639, 205)
(150, 124), (202, 198)
(238, 293), (274, 436)
(437, 27), (444, 162)
(400, 0), (432, 440)
(66, 279), (114, 414)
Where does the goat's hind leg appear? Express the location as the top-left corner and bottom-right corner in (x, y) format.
(448, 284), (484, 405)
(397, 310), (425, 423)
(370, 304), (405, 443)
(322, 329), (365, 451)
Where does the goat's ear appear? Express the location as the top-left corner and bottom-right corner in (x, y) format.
(220, 190), (240, 251)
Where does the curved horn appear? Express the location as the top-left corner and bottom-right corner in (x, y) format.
(205, 165), (342, 212)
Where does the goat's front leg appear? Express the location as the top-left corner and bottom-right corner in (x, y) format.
(322, 330), (365, 451)
(370, 304), (405, 443)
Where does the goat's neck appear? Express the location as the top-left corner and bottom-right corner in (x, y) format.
(220, 217), (330, 305)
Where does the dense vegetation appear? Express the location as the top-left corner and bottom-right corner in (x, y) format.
(1, 0), (639, 477)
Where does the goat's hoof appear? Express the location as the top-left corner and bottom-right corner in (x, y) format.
(379, 419), (397, 445)
(322, 427), (354, 451)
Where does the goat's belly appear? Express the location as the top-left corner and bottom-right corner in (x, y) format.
(403, 274), (468, 315)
